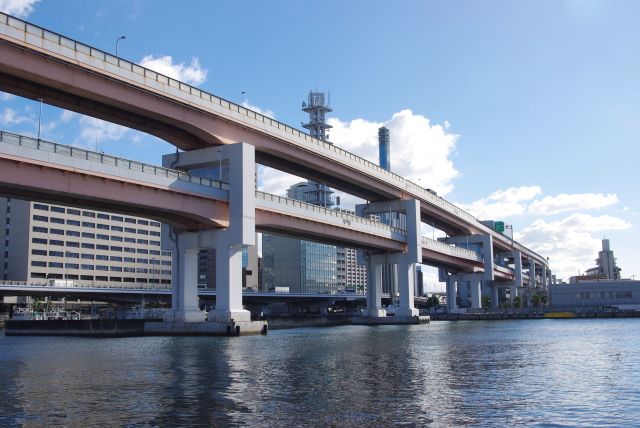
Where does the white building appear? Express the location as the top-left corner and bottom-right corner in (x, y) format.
(1, 198), (172, 287)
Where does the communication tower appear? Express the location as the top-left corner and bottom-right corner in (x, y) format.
(302, 91), (332, 142)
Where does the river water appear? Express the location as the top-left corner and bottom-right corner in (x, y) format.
(1, 319), (639, 427)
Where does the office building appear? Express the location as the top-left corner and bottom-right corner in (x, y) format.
(1, 197), (172, 286)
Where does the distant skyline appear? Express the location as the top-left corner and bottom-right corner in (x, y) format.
(0, 0), (638, 285)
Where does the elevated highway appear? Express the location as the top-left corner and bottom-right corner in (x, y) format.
(0, 131), (485, 272)
(0, 12), (547, 269)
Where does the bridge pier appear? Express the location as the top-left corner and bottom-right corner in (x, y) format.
(359, 199), (421, 320)
(364, 254), (386, 317)
(159, 143), (258, 331)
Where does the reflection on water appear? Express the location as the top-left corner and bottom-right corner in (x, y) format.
(2, 319), (640, 426)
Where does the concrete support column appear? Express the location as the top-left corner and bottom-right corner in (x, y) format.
(446, 276), (458, 312)
(529, 260), (536, 289)
(491, 284), (500, 309)
(365, 254), (386, 317)
(512, 250), (523, 303)
(395, 256), (419, 317)
(167, 246), (205, 322)
(470, 277), (482, 309)
(541, 266), (548, 290)
(209, 241), (250, 322)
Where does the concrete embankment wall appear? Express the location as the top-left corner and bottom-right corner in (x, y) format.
(430, 309), (640, 321)
(4, 319), (151, 336)
(265, 314), (352, 330)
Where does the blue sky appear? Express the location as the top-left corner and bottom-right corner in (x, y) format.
(1, 0), (639, 284)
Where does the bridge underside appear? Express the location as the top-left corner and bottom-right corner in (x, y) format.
(255, 209), (404, 253)
(0, 40), (473, 236)
(0, 155), (228, 230)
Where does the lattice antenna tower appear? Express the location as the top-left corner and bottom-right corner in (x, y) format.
(302, 90), (332, 142)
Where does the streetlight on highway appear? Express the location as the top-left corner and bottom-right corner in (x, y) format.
(115, 35), (126, 57)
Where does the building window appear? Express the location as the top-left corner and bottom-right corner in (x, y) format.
(32, 226), (48, 233)
(50, 206), (65, 213)
(125, 218), (136, 224)
(82, 211), (96, 218)
(125, 227), (136, 234)
(96, 255), (109, 261)
(111, 236), (123, 242)
(31, 261), (47, 267)
(110, 246), (123, 252)
(95, 276), (108, 281)
(110, 266), (123, 272)
(124, 247), (135, 253)
(65, 252), (80, 259)
(81, 254), (94, 260)
(137, 219), (149, 226)
(49, 240), (64, 246)
(82, 232), (96, 239)
(31, 249), (47, 256)
(111, 215), (123, 222)
(124, 237), (136, 243)
(33, 215), (49, 222)
(81, 243), (95, 249)
(150, 221), (161, 228)
(137, 239), (148, 245)
(96, 244), (109, 251)
(97, 213), (109, 220)
(49, 251), (64, 257)
(66, 230), (81, 237)
(48, 262), (64, 268)
(66, 241), (80, 248)
(67, 209), (81, 216)
(81, 264), (94, 270)
(31, 238), (47, 245)
(33, 203), (49, 211)
(50, 217), (64, 224)
(96, 265), (108, 271)
(65, 263), (79, 269)
(111, 225), (123, 232)
(97, 224), (109, 230)
(31, 272), (47, 279)
(110, 256), (123, 262)
(137, 229), (149, 235)
(82, 222), (96, 228)
(97, 234), (109, 240)
(49, 228), (64, 235)
(66, 219), (80, 226)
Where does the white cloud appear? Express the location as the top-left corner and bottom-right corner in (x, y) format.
(0, 0), (39, 18)
(60, 110), (79, 123)
(0, 92), (15, 101)
(242, 101), (275, 119)
(529, 193), (618, 215)
(138, 55), (208, 86)
(459, 186), (542, 220)
(328, 109), (460, 195)
(1, 107), (30, 125)
(258, 164), (304, 196)
(77, 116), (129, 147)
(516, 213), (631, 280)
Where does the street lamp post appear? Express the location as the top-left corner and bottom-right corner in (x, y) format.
(36, 98), (43, 140)
(115, 35), (126, 57)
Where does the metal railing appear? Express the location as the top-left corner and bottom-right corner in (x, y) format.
(0, 12), (548, 266)
(421, 236), (483, 262)
(0, 130), (228, 190)
(256, 191), (406, 237)
(0, 280), (172, 290)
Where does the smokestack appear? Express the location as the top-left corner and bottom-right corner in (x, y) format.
(378, 126), (390, 170)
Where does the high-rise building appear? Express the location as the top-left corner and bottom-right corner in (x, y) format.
(0, 198), (172, 286)
(585, 239), (621, 280)
(378, 126), (390, 170)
